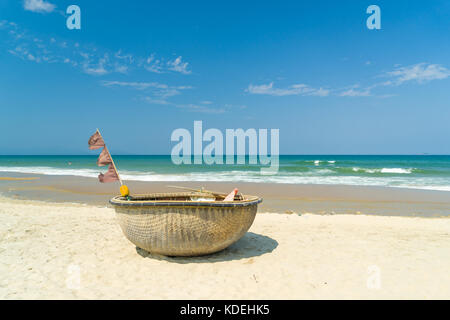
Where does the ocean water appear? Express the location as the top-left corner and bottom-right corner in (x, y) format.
(1, 155), (450, 192)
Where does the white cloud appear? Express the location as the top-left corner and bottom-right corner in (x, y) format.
(155, 88), (183, 99)
(339, 85), (371, 97)
(177, 104), (225, 114)
(23, 0), (55, 13)
(384, 63), (450, 85)
(340, 63), (450, 97)
(82, 57), (108, 75)
(114, 64), (128, 74)
(143, 54), (163, 73)
(167, 56), (191, 74)
(7, 45), (43, 62)
(27, 53), (36, 61)
(309, 87), (330, 97)
(141, 96), (226, 114)
(143, 97), (172, 105)
(101, 81), (166, 90)
(339, 89), (371, 97)
(114, 50), (134, 64)
(83, 66), (107, 75)
(102, 80), (193, 105)
(101, 81), (191, 92)
(247, 82), (329, 97)
(2, 21), (193, 77)
(246, 63), (449, 99)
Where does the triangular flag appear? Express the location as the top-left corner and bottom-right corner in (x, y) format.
(98, 164), (119, 183)
(88, 131), (105, 150)
(97, 147), (112, 166)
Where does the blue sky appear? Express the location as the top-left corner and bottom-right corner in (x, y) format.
(0, 0), (449, 155)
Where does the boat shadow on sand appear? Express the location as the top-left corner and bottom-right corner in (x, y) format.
(135, 232), (278, 264)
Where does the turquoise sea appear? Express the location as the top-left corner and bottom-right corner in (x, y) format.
(1, 155), (450, 192)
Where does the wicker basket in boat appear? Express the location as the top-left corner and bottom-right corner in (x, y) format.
(109, 192), (262, 256)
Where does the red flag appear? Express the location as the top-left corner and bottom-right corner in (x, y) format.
(97, 147), (112, 166)
(98, 164), (119, 183)
(88, 131), (105, 150)
(224, 188), (238, 201)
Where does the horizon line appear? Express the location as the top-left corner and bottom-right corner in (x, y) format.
(0, 154), (449, 157)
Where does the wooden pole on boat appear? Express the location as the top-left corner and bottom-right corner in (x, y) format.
(166, 185), (237, 197)
(167, 185), (208, 193)
(96, 128), (123, 186)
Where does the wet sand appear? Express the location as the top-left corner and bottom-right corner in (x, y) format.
(1, 172), (449, 217)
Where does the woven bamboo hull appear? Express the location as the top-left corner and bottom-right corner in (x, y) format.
(110, 193), (261, 256)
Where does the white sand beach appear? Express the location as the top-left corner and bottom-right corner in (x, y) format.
(0, 197), (449, 299)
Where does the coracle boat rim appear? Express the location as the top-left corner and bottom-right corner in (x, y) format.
(109, 193), (263, 208)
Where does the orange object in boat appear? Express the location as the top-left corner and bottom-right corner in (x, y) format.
(224, 188), (238, 201)
(120, 185), (130, 197)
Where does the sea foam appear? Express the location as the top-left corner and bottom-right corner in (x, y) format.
(380, 168), (412, 174)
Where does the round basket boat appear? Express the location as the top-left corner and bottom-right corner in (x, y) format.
(110, 192), (262, 256)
